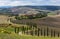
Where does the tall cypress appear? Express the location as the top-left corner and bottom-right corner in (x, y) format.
(47, 27), (49, 36)
(32, 25), (34, 36)
(53, 30), (55, 37)
(26, 26), (28, 35)
(35, 29), (37, 36)
(22, 26), (25, 34)
(33, 23), (37, 36)
(44, 28), (45, 37)
(41, 28), (42, 36)
(15, 27), (16, 33)
(30, 24), (33, 36)
(30, 29), (33, 36)
(16, 27), (19, 33)
(37, 28), (40, 36)
(58, 32), (59, 37)
(51, 29), (53, 37)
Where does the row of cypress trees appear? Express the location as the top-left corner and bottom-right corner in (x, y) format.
(14, 22), (60, 37)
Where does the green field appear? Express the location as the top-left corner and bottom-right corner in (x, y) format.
(0, 33), (60, 39)
(0, 27), (60, 39)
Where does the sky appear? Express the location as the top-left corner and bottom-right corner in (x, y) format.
(0, 0), (60, 6)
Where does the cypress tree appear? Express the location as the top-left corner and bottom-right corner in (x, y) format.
(58, 32), (59, 37)
(16, 27), (19, 33)
(47, 27), (49, 36)
(21, 26), (23, 33)
(26, 22), (30, 35)
(32, 26), (34, 36)
(22, 26), (25, 34)
(53, 30), (55, 37)
(51, 29), (53, 37)
(44, 28), (45, 37)
(37, 28), (40, 36)
(30, 29), (33, 36)
(33, 23), (37, 36)
(26, 26), (28, 35)
(15, 27), (16, 33)
(18, 27), (20, 33)
(41, 28), (42, 36)
(35, 29), (37, 36)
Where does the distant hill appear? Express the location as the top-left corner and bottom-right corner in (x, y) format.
(15, 6), (60, 11)
(0, 6), (60, 15)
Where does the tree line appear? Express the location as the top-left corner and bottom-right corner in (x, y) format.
(15, 12), (47, 20)
(13, 22), (60, 37)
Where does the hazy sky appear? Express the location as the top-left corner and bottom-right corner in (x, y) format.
(0, 0), (60, 6)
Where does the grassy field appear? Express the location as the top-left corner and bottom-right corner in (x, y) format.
(0, 33), (60, 39)
(0, 26), (60, 39)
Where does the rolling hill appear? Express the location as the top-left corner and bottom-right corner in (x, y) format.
(0, 6), (60, 15)
(11, 15), (60, 28)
